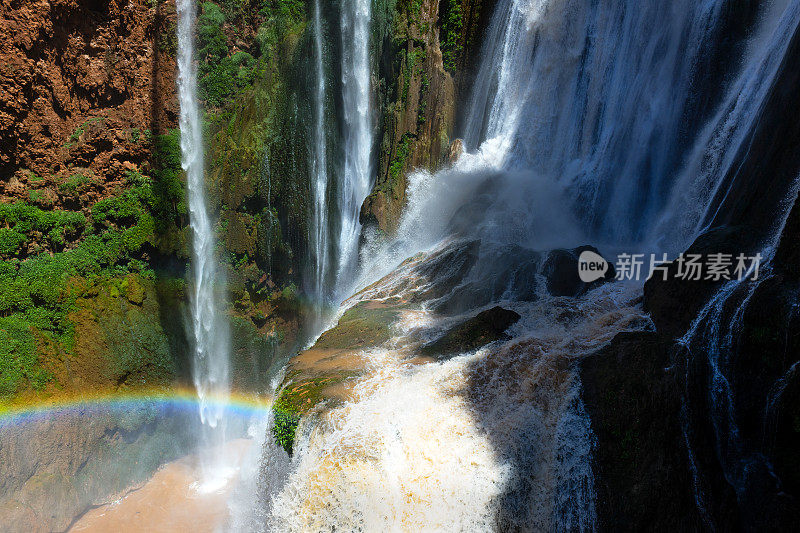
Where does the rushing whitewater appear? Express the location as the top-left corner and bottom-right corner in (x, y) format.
(254, 0), (800, 530)
(266, 269), (648, 531)
(336, 0), (373, 293)
(176, 0), (230, 464)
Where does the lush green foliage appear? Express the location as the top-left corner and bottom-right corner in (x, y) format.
(59, 173), (93, 194)
(198, 2), (258, 107)
(389, 133), (414, 182)
(271, 408), (301, 455)
(0, 171), (163, 396)
(151, 129), (187, 233)
(0, 202), (88, 255)
(0, 314), (51, 396)
(440, 0), (464, 73)
(197, 0), (306, 108)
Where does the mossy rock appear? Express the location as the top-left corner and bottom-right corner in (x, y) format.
(271, 371), (355, 455)
(67, 274), (184, 390)
(314, 302), (401, 351)
(420, 306), (520, 360)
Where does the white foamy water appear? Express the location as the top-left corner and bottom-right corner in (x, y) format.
(267, 279), (648, 531)
(176, 0), (230, 475)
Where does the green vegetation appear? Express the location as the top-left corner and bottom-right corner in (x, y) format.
(388, 133), (414, 182)
(0, 166), (167, 396)
(0, 314), (52, 396)
(201, 0), (312, 304)
(272, 406), (300, 455)
(197, 0), (307, 108)
(271, 373), (353, 455)
(0, 228), (27, 256)
(0, 202), (88, 255)
(440, 0), (464, 73)
(64, 117), (106, 149)
(198, 2), (251, 106)
(59, 173), (93, 194)
(150, 129), (187, 233)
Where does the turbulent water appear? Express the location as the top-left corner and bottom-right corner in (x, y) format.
(250, 0), (800, 530)
(265, 268), (648, 531)
(177, 0), (230, 475)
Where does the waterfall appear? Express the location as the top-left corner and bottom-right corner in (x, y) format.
(176, 0), (230, 477)
(257, 0), (800, 529)
(460, 0), (796, 248)
(336, 0), (373, 294)
(310, 0), (331, 308)
(676, 171), (800, 523)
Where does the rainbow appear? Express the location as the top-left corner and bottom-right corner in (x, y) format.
(0, 386), (273, 427)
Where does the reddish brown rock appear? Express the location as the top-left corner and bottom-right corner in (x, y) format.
(0, 0), (179, 205)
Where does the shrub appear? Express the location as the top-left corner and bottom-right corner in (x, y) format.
(272, 408), (300, 455)
(0, 228), (27, 255)
(0, 202), (88, 252)
(59, 173), (92, 194)
(151, 129), (186, 231)
(0, 314), (51, 395)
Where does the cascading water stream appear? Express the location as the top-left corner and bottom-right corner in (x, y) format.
(461, 0), (797, 248)
(310, 0), (331, 309)
(177, 0), (231, 482)
(336, 0), (373, 295)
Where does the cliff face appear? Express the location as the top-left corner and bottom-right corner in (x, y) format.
(0, 405), (196, 533)
(362, 0), (495, 233)
(0, 0), (311, 404)
(581, 10), (800, 530)
(0, 0), (177, 203)
(0, 0), (189, 402)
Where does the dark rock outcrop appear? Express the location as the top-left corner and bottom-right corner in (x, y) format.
(420, 305), (520, 359)
(643, 225), (759, 337)
(434, 243), (616, 314)
(581, 332), (704, 532)
(592, 17), (800, 530)
(542, 245), (616, 297)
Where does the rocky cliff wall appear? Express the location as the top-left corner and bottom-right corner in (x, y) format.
(0, 0), (311, 404)
(362, 0), (495, 233)
(581, 9), (800, 529)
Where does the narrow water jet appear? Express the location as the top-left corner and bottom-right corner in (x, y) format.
(336, 0), (374, 295)
(176, 0), (231, 482)
(310, 0), (331, 311)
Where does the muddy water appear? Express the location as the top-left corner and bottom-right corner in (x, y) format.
(69, 439), (251, 533)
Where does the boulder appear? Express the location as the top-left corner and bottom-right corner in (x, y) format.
(580, 332), (704, 531)
(644, 225), (759, 338)
(420, 306), (521, 360)
(541, 245), (616, 297)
